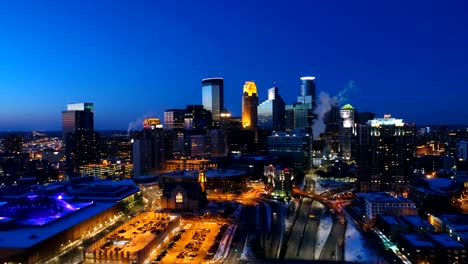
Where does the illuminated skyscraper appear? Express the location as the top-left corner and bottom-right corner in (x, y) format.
(62, 103), (99, 170)
(356, 115), (415, 193)
(285, 77), (317, 131)
(242, 81), (258, 130)
(257, 87), (286, 131)
(202, 78), (224, 126)
(339, 104), (356, 159)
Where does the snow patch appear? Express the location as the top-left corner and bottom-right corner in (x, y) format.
(315, 215), (333, 259)
(344, 217), (380, 263)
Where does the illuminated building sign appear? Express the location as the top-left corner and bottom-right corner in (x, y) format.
(143, 118), (162, 129)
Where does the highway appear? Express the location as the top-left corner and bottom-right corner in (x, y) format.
(263, 199), (285, 259)
(284, 197), (312, 259)
(319, 213), (346, 261)
(297, 200), (323, 260)
(223, 204), (256, 264)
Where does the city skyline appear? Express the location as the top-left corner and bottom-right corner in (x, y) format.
(1, 0), (468, 130)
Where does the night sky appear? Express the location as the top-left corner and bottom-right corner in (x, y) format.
(0, 0), (467, 131)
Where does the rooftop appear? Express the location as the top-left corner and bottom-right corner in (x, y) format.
(426, 233), (465, 248)
(0, 202), (115, 248)
(400, 233), (435, 248)
(400, 215), (434, 229)
(341, 104), (354, 110)
(378, 214), (401, 225)
(356, 192), (413, 204)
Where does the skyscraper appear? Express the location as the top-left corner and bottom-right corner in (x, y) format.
(62, 103), (99, 170)
(164, 109), (185, 130)
(242, 81), (258, 130)
(356, 115), (415, 193)
(296, 76), (316, 130)
(285, 77), (317, 131)
(202, 78), (224, 126)
(132, 118), (165, 176)
(257, 87), (286, 131)
(339, 104), (356, 160)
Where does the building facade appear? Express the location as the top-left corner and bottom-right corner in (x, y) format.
(132, 118), (165, 176)
(202, 78), (224, 126)
(62, 103), (99, 170)
(356, 115), (415, 192)
(339, 104), (356, 160)
(242, 81), (258, 130)
(257, 87), (286, 131)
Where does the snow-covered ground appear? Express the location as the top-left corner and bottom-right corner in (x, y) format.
(315, 214), (333, 259)
(240, 235), (257, 261)
(344, 217), (381, 263)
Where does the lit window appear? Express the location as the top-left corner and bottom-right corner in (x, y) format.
(176, 192), (183, 203)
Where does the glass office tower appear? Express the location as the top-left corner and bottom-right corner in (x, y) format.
(202, 78), (224, 126)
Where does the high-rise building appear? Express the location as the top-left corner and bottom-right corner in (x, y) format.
(296, 76), (316, 130)
(62, 103), (94, 136)
(164, 109), (185, 130)
(62, 103), (99, 169)
(284, 76), (317, 132)
(132, 118), (165, 176)
(257, 87), (286, 131)
(356, 115), (415, 193)
(267, 129), (311, 171)
(340, 104), (356, 160)
(184, 105), (212, 131)
(242, 81), (258, 130)
(323, 102), (340, 154)
(202, 78), (224, 126)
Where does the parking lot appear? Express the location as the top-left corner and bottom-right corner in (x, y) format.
(152, 220), (227, 263)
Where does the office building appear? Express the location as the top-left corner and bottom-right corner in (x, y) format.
(286, 76), (316, 131)
(202, 78), (224, 126)
(356, 115), (415, 192)
(323, 102), (340, 153)
(340, 104), (356, 160)
(184, 105), (212, 131)
(163, 109), (185, 130)
(62, 103), (99, 170)
(257, 87), (286, 131)
(267, 129), (311, 171)
(354, 192), (417, 220)
(242, 81), (258, 130)
(132, 118), (165, 176)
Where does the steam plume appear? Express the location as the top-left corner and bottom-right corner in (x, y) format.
(127, 112), (156, 134)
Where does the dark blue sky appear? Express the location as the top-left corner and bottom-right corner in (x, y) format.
(0, 0), (467, 130)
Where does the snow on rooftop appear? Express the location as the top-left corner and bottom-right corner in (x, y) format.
(400, 233), (435, 248)
(426, 233), (465, 248)
(379, 215), (400, 225)
(356, 192), (412, 203)
(424, 178), (453, 190)
(400, 215), (433, 228)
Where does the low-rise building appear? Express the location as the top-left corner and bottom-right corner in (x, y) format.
(424, 233), (467, 264)
(396, 233), (437, 264)
(355, 192), (417, 220)
(375, 214), (409, 240)
(399, 215), (435, 235)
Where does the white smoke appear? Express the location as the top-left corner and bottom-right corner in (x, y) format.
(127, 112), (156, 134)
(312, 92), (338, 140)
(312, 80), (358, 140)
(338, 80), (358, 103)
